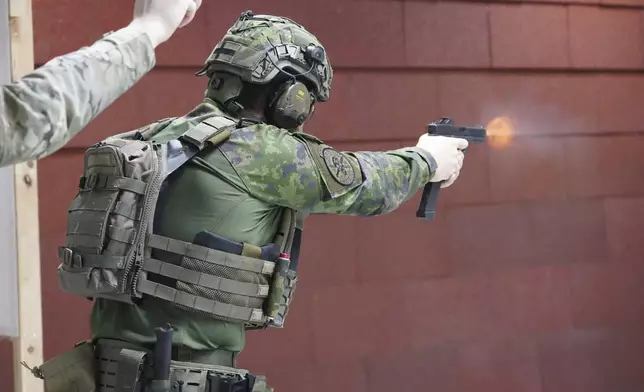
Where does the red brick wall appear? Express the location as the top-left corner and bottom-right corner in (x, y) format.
(2, 0), (644, 391)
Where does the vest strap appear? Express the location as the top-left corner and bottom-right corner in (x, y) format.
(179, 116), (236, 149)
(165, 116), (236, 176)
(141, 257), (270, 298)
(147, 234), (275, 275)
(58, 247), (126, 269)
(136, 278), (265, 323)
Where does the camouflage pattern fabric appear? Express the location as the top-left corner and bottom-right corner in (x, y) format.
(199, 12), (333, 103)
(0, 27), (156, 167)
(219, 124), (437, 216)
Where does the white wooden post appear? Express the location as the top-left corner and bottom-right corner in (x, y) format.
(0, 0), (44, 391)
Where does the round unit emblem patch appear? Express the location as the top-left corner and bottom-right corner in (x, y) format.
(321, 147), (355, 185)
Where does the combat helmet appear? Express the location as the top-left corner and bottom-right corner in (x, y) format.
(196, 10), (333, 115)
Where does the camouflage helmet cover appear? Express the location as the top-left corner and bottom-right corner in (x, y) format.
(196, 11), (333, 102)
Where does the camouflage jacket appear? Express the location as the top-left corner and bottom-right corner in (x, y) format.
(0, 26), (155, 167)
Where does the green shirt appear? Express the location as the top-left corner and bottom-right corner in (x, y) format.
(90, 98), (436, 354)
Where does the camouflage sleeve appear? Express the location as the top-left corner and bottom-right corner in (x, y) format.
(219, 126), (437, 216)
(0, 26), (156, 167)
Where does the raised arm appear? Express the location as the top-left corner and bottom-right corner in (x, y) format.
(0, 0), (202, 167)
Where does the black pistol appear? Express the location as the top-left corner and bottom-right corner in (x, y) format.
(149, 323), (174, 392)
(416, 117), (486, 220)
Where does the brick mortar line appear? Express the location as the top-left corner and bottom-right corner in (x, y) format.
(31, 65), (644, 75)
(58, 131), (644, 153)
(388, 195), (644, 220)
(317, 67), (644, 74)
(323, 133), (644, 148)
(436, 194), (644, 210)
(400, 0), (644, 9)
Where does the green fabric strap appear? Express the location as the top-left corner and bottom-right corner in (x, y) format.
(58, 247), (126, 269)
(80, 174), (147, 195)
(66, 223), (136, 249)
(142, 257), (270, 298)
(179, 115), (236, 150)
(137, 278), (265, 324)
(147, 234), (275, 275)
(114, 348), (147, 392)
(69, 196), (139, 221)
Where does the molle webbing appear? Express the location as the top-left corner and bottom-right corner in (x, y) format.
(143, 234), (273, 296)
(142, 258), (270, 297)
(56, 115), (238, 305)
(66, 221), (136, 247)
(138, 279), (266, 324)
(94, 339), (270, 392)
(57, 112), (302, 330)
(68, 192), (140, 221)
(78, 174), (147, 194)
(137, 234), (275, 324)
(35, 339), (271, 392)
(137, 209), (300, 327)
(147, 234), (275, 275)
(58, 247), (126, 269)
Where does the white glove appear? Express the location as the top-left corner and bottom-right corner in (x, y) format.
(131, 0), (203, 47)
(416, 134), (468, 188)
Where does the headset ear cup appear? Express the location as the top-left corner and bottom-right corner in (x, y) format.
(266, 81), (313, 129)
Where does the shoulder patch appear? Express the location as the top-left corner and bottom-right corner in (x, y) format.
(291, 132), (363, 198)
(321, 146), (355, 186)
(311, 143), (363, 199)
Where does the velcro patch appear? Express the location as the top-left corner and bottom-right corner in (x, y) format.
(321, 147), (355, 186)
(293, 132), (363, 199)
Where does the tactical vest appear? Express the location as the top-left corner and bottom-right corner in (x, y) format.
(56, 116), (301, 329)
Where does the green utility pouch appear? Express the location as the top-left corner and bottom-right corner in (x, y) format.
(33, 341), (96, 392)
(57, 116), (239, 305)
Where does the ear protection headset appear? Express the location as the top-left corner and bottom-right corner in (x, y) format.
(265, 44), (326, 130)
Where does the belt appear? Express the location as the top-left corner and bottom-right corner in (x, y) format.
(94, 339), (270, 392)
(94, 338), (235, 367)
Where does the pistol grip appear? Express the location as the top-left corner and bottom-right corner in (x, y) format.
(416, 181), (441, 220)
(416, 143), (469, 220)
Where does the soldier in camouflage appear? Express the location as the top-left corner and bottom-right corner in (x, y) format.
(0, 0), (202, 167)
(41, 10), (468, 392)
